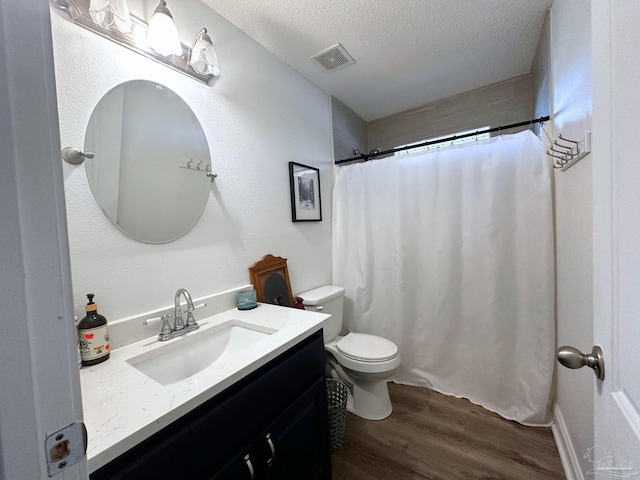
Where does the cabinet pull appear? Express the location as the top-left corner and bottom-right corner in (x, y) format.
(265, 433), (276, 467)
(243, 454), (255, 480)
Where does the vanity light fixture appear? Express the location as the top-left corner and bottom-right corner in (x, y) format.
(147, 0), (182, 57)
(189, 28), (220, 77)
(88, 0), (132, 34)
(50, 0), (218, 85)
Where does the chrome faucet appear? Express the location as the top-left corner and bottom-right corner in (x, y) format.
(175, 288), (197, 330)
(157, 288), (199, 341)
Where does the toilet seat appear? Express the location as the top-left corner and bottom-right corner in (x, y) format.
(336, 333), (398, 362)
(325, 334), (401, 375)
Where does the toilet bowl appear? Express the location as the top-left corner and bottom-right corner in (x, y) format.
(298, 286), (401, 420)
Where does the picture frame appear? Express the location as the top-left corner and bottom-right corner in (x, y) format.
(248, 254), (295, 307)
(289, 162), (322, 222)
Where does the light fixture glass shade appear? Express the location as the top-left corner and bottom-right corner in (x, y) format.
(147, 0), (182, 57)
(189, 28), (220, 76)
(89, 0), (132, 33)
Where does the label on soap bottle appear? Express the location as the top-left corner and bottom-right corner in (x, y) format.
(79, 325), (110, 362)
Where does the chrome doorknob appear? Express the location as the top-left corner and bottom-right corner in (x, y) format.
(556, 345), (605, 380)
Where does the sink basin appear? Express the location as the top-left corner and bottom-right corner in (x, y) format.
(126, 320), (276, 385)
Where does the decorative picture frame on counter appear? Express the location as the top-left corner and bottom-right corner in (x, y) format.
(248, 254), (295, 307)
(289, 162), (322, 222)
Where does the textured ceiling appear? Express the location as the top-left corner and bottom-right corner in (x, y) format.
(202, 0), (552, 121)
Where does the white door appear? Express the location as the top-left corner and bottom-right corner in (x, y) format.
(590, 2), (640, 477)
(0, 1), (86, 478)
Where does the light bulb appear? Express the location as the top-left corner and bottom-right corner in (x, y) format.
(112, 0), (132, 34)
(88, 0), (132, 33)
(189, 28), (220, 76)
(147, 0), (182, 56)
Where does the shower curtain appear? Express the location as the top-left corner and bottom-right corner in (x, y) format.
(332, 130), (554, 425)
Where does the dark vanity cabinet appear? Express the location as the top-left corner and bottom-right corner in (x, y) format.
(91, 330), (332, 480)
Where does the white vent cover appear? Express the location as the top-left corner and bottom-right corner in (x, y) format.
(310, 43), (355, 72)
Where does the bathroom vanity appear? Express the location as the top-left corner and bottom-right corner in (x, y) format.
(82, 303), (332, 479)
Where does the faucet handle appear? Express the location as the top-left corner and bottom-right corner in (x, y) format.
(185, 310), (197, 327)
(160, 314), (173, 334)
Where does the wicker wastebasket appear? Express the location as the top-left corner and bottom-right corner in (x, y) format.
(326, 379), (349, 451)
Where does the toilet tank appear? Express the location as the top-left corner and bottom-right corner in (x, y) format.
(298, 285), (344, 342)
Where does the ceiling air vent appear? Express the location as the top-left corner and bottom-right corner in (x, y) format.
(310, 43), (355, 72)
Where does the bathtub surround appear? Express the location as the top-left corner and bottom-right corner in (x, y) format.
(50, 0), (333, 322)
(333, 130), (554, 425)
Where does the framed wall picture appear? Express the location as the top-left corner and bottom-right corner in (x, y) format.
(289, 162), (322, 222)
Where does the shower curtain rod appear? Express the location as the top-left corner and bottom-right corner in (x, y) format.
(335, 115), (551, 165)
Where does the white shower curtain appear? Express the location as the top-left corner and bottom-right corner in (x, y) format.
(332, 130), (555, 425)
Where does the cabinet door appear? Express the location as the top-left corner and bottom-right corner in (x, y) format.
(90, 386), (255, 480)
(207, 446), (257, 480)
(261, 379), (331, 480)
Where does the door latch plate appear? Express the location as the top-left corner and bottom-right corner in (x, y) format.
(45, 422), (87, 476)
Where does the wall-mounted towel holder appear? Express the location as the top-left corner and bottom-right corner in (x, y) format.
(547, 132), (591, 171)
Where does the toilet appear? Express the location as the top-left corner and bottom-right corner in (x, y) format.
(298, 285), (401, 420)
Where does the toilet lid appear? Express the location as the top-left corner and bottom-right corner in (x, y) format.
(336, 333), (398, 362)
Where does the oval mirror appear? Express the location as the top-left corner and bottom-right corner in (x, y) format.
(84, 80), (211, 244)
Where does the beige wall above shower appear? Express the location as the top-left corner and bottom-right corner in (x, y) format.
(331, 97), (368, 163)
(367, 75), (534, 153)
(331, 74), (535, 164)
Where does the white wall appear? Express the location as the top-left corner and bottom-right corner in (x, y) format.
(550, 0), (593, 477)
(50, 0), (333, 321)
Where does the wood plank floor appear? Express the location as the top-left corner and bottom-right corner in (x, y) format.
(331, 383), (565, 480)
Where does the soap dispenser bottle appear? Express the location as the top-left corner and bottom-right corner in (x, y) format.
(78, 293), (110, 366)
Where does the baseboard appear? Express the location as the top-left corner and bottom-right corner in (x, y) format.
(551, 403), (585, 480)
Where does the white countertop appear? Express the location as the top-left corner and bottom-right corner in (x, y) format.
(80, 303), (329, 473)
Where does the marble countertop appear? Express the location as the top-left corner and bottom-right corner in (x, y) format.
(80, 303), (329, 473)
